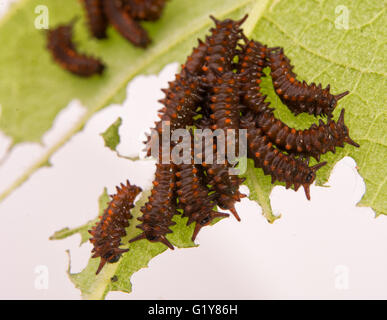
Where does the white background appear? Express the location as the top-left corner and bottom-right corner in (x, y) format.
(0, 0), (386, 300)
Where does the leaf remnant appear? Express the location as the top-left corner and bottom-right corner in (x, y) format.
(101, 117), (122, 151)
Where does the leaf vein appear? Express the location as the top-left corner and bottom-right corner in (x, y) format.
(262, 15), (386, 76)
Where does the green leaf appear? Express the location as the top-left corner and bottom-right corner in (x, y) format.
(101, 117), (122, 151)
(242, 159), (282, 222)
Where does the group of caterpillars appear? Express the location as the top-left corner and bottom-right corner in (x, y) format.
(89, 15), (359, 275)
(46, 0), (167, 77)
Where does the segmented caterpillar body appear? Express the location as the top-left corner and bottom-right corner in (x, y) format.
(181, 39), (208, 77)
(81, 0), (108, 39)
(268, 48), (349, 117)
(103, 0), (150, 47)
(238, 40), (273, 114)
(240, 112), (326, 200)
(256, 109), (359, 161)
(124, 0), (167, 21)
(176, 152), (228, 240)
(129, 162), (177, 249)
(202, 160), (245, 220)
(208, 72), (240, 131)
(145, 74), (204, 156)
(201, 15), (247, 83)
(202, 72), (246, 220)
(89, 180), (142, 274)
(46, 23), (105, 77)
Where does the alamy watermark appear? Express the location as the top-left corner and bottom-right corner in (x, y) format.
(147, 121), (247, 175)
(335, 5), (349, 30)
(34, 265), (49, 290)
(34, 5), (49, 30)
(334, 264), (349, 290)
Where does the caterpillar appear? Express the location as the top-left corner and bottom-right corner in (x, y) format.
(198, 72), (246, 220)
(89, 180), (142, 275)
(256, 109), (359, 161)
(194, 114), (245, 221)
(175, 136), (228, 241)
(123, 0), (167, 21)
(129, 162), (177, 249)
(103, 0), (151, 48)
(199, 15), (247, 132)
(201, 15), (247, 83)
(81, 0), (108, 39)
(202, 159), (245, 221)
(144, 38), (212, 155)
(195, 118), (246, 221)
(145, 74), (204, 156)
(240, 111), (327, 200)
(196, 97), (245, 221)
(268, 48), (349, 117)
(159, 74), (204, 132)
(181, 39), (208, 78)
(238, 40), (273, 114)
(46, 22), (105, 77)
(208, 72), (241, 131)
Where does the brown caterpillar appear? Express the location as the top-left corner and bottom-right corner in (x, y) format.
(129, 162), (177, 249)
(46, 22), (105, 77)
(268, 48), (349, 117)
(240, 111), (326, 200)
(238, 40), (273, 114)
(144, 38), (211, 155)
(181, 39), (208, 78)
(175, 136), (228, 241)
(208, 72), (241, 131)
(194, 118), (243, 221)
(195, 116), (246, 221)
(256, 109), (359, 161)
(202, 160), (245, 221)
(89, 180), (142, 275)
(103, 0), (151, 48)
(145, 74), (204, 156)
(201, 15), (247, 83)
(123, 0), (167, 21)
(81, 0), (108, 39)
(201, 72), (246, 220)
